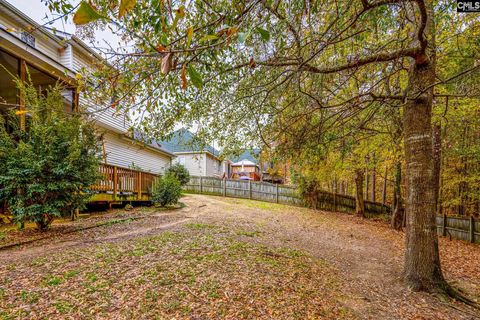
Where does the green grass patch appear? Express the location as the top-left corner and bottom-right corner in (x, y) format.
(185, 223), (217, 230)
(43, 275), (63, 286)
(54, 300), (74, 314)
(98, 217), (135, 227)
(20, 290), (39, 303)
(236, 230), (262, 237)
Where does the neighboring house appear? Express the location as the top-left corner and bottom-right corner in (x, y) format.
(0, 1), (175, 202)
(231, 159), (261, 181)
(230, 149), (261, 181)
(161, 128), (230, 178)
(231, 149), (289, 183)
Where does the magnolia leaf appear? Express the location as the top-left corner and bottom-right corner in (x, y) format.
(73, 1), (103, 25)
(187, 65), (202, 89)
(172, 6), (185, 30)
(155, 45), (167, 52)
(256, 27), (270, 41)
(186, 26), (194, 47)
(119, 0), (137, 18)
(238, 32), (248, 43)
(181, 64), (188, 90)
(175, 6), (185, 18)
(199, 34), (219, 43)
(227, 27), (238, 37)
(160, 34), (169, 46)
(161, 53), (173, 74)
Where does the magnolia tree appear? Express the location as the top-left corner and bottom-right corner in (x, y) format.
(0, 83), (100, 230)
(45, 0), (480, 293)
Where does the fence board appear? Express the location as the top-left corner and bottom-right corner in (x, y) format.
(436, 215), (480, 244)
(184, 176), (388, 213)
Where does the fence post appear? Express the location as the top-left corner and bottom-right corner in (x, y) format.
(223, 178), (226, 197)
(470, 216), (475, 243)
(275, 184), (279, 203)
(442, 213), (447, 237)
(137, 171), (142, 200)
(113, 166), (118, 201)
(249, 180), (252, 199)
(200, 176), (203, 193)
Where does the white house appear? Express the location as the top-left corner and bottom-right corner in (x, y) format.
(0, 0), (175, 176)
(161, 128), (231, 178)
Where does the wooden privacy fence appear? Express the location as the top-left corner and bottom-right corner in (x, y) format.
(90, 163), (158, 200)
(184, 176), (390, 216)
(436, 215), (479, 244)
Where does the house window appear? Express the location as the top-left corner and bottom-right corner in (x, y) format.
(178, 156), (185, 166)
(20, 31), (35, 48)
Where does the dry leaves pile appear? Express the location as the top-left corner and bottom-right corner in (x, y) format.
(0, 220), (352, 319)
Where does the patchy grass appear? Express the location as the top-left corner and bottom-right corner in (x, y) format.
(0, 220), (352, 319)
(185, 222), (217, 230)
(96, 217), (135, 227)
(236, 229), (262, 237)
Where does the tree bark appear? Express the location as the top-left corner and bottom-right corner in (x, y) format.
(432, 123), (442, 214)
(391, 161), (404, 230)
(365, 168), (370, 201)
(382, 166), (387, 207)
(371, 168), (376, 202)
(355, 169), (365, 217)
(403, 1), (446, 292)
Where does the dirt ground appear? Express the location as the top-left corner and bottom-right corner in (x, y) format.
(0, 194), (479, 319)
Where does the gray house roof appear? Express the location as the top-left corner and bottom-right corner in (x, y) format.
(230, 149), (261, 164)
(132, 130), (176, 157)
(160, 128), (220, 156)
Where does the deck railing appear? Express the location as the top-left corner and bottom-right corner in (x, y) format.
(90, 164), (158, 200)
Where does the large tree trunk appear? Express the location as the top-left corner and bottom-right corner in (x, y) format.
(432, 123), (442, 214)
(403, 1), (445, 292)
(382, 165), (387, 207)
(365, 168), (370, 201)
(371, 168), (376, 202)
(355, 169), (365, 217)
(391, 161), (404, 230)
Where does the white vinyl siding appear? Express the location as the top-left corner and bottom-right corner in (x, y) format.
(173, 152), (223, 177)
(173, 153), (205, 176)
(102, 131), (171, 174)
(0, 13), (61, 60)
(205, 153), (222, 177)
(86, 99), (130, 134)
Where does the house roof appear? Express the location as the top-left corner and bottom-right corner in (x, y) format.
(232, 159), (257, 167)
(132, 130), (176, 157)
(230, 149), (261, 164)
(160, 128), (220, 156)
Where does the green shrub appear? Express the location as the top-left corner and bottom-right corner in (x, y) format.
(165, 163), (190, 186)
(0, 82), (101, 230)
(151, 175), (182, 207)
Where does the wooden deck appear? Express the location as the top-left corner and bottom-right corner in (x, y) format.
(89, 164), (158, 203)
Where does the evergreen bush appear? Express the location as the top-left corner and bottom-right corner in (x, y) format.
(151, 174), (182, 207)
(0, 82), (101, 230)
(165, 163), (190, 186)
